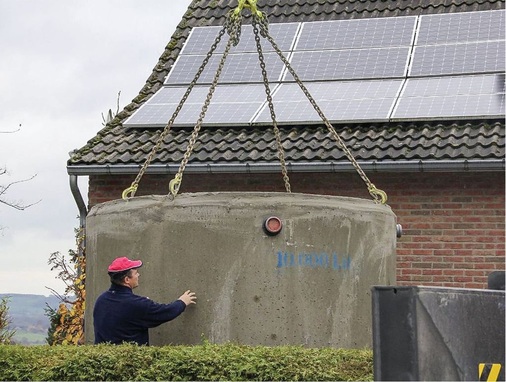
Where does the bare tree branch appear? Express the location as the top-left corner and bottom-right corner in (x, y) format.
(0, 172), (41, 210)
(0, 124), (22, 134)
(44, 287), (67, 303)
(0, 127), (39, 214)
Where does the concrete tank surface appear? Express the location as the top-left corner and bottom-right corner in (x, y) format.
(85, 192), (397, 348)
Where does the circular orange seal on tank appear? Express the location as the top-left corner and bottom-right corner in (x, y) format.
(264, 216), (282, 235)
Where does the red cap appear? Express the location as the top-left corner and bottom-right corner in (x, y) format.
(107, 257), (143, 273)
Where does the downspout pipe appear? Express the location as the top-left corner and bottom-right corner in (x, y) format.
(69, 174), (88, 230)
(69, 175), (87, 281)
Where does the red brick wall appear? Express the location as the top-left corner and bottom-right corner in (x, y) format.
(88, 171), (505, 289)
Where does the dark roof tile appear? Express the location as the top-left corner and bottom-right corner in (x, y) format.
(72, 120), (504, 166)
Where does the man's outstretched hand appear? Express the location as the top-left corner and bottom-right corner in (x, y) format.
(179, 290), (197, 306)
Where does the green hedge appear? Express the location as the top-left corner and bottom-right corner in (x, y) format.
(0, 343), (373, 381)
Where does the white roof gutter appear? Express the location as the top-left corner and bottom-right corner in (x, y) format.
(67, 159), (505, 176)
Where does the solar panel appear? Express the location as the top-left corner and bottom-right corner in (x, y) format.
(392, 93), (505, 120)
(148, 84), (272, 104)
(288, 47), (410, 81)
(165, 51), (288, 85)
(146, 87), (192, 104)
(172, 101), (267, 126)
(255, 98), (398, 124)
(416, 10), (505, 45)
(296, 16), (417, 50)
(124, 84), (274, 127)
(180, 26), (223, 55)
(273, 80), (403, 103)
(409, 41), (505, 76)
(253, 80), (403, 124)
(400, 74), (505, 97)
(392, 74), (505, 120)
(180, 22), (300, 55)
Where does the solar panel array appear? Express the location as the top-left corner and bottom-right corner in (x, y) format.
(124, 9), (505, 127)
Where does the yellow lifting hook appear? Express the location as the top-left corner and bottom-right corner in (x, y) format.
(233, 0), (264, 19)
(122, 184), (138, 200)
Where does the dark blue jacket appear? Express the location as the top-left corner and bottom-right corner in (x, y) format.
(93, 284), (186, 345)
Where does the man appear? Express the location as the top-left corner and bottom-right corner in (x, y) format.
(93, 256), (196, 345)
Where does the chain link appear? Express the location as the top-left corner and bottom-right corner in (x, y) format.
(252, 16), (291, 193)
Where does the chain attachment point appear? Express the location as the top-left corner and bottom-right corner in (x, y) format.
(169, 174), (182, 197)
(368, 184), (388, 205)
(233, 0), (263, 19)
(122, 184), (138, 200)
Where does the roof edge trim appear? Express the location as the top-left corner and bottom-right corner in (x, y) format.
(67, 159), (505, 175)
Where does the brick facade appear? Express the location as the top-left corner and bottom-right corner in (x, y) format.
(88, 171), (505, 289)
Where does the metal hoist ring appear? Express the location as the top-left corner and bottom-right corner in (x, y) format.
(233, 0), (264, 19)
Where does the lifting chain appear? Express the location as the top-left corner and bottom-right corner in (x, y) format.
(252, 13), (388, 204)
(168, 17), (241, 198)
(122, 14), (240, 200)
(252, 16), (291, 193)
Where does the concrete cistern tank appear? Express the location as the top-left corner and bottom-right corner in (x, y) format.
(85, 192), (397, 348)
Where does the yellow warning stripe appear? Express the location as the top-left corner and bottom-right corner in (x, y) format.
(479, 363), (502, 382)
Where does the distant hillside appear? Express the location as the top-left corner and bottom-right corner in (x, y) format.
(0, 293), (61, 345)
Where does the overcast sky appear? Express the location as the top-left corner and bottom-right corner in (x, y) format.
(0, 0), (193, 296)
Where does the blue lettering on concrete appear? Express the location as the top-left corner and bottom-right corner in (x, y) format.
(304, 254), (313, 267)
(276, 251), (351, 270)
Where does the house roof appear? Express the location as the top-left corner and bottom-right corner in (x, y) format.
(67, 0), (505, 175)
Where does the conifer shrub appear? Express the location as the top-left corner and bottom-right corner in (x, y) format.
(0, 343), (373, 381)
